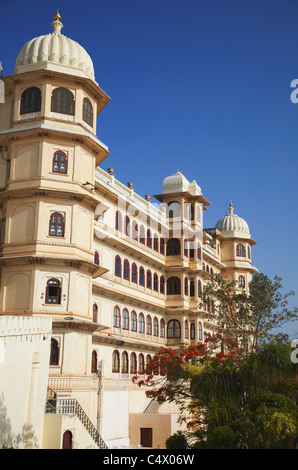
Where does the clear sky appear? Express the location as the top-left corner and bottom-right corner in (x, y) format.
(1, 0), (298, 339)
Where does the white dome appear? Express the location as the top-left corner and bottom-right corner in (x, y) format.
(216, 202), (250, 238)
(14, 12), (95, 82)
(162, 170), (190, 193)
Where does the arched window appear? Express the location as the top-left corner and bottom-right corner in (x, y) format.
(112, 350), (120, 372)
(123, 259), (130, 280)
(91, 350), (97, 373)
(146, 270), (152, 289)
(184, 240), (188, 257)
(153, 234), (159, 252)
(198, 322), (203, 341)
(210, 268), (214, 282)
(45, 278), (61, 304)
(121, 352), (129, 373)
(20, 87), (41, 115)
(153, 273), (158, 292)
(190, 280), (195, 297)
(190, 204), (194, 221)
(124, 216), (130, 236)
(238, 275), (245, 288)
(190, 323), (195, 340)
(52, 150), (67, 174)
(82, 97), (93, 126)
(115, 211), (122, 232)
(139, 313), (145, 334)
(50, 338), (59, 365)
(167, 201), (180, 219)
(160, 238), (165, 255)
(132, 221), (138, 240)
(146, 354), (152, 370)
(131, 311), (137, 331)
(189, 240), (194, 259)
(198, 280), (202, 295)
(146, 316), (152, 335)
(167, 277), (181, 295)
(93, 303), (98, 323)
(49, 212), (64, 237)
(130, 353), (137, 374)
(147, 229), (152, 248)
(94, 251), (99, 265)
(167, 320), (181, 338)
(138, 353), (145, 374)
(62, 431), (73, 450)
(166, 238), (181, 256)
(132, 263), (137, 283)
(184, 277), (188, 296)
(115, 255), (121, 277)
(153, 317), (159, 337)
(184, 320), (189, 339)
(113, 306), (121, 328)
(197, 242), (201, 260)
(160, 319), (165, 338)
(51, 87), (75, 115)
(122, 308), (129, 330)
(139, 266), (145, 286)
(236, 244), (246, 257)
(139, 225), (145, 244)
(160, 276), (165, 294)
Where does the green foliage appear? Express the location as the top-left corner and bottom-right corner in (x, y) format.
(206, 425), (237, 449)
(165, 431), (188, 449)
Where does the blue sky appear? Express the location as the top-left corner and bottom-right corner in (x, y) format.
(1, 0), (298, 338)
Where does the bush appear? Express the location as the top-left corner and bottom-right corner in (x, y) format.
(166, 431), (188, 449)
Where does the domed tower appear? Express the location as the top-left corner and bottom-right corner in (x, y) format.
(0, 12), (110, 428)
(215, 202), (258, 289)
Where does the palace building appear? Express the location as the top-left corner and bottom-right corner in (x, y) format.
(0, 13), (257, 449)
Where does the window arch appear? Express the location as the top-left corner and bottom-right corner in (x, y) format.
(139, 266), (145, 286)
(123, 259), (130, 280)
(160, 276), (165, 294)
(146, 315), (152, 335)
(121, 352), (129, 373)
(184, 240), (188, 257)
(93, 303), (98, 323)
(115, 211), (122, 232)
(50, 338), (59, 365)
(132, 263), (137, 283)
(198, 322), (203, 341)
(197, 242), (201, 260)
(146, 270), (152, 289)
(236, 244), (246, 257)
(166, 238), (181, 256)
(153, 317), (159, 337)
(190, 280), (195, 297)
(51, 87), (75, 115)
(49, 212), (64, 237)
(139, 313), (145, 333)
(115, 255), (121, 277)
(132, 221), (138, 240)
(112, 350), (120, 372)
(167, 320), (181, 338)
(122, 308), (129, 330)
(139, 225), (145, 244)
(94, 251), (99, 265)
(130, 353), (137, 374)
(113, 306), (121, 328)
(238, 275), (245, 288)
(82, 97), (93, 126)
(124, 216), (130, 236)
(184, 320), (189, 339)
(153, 234), (159, 252)
(52, 150), (67, 174)
(160, 319), (165, 338)
(167, 277), (181, 295)
(198, 280), (202, 295)
(91, 350), (98, 373)
(138, 353), (145, 374)
(20, 87), (41, 115)
(131, 311), (137, 331)
(190, 323), (195, 340)
(45, 278), (61, 304)
(153, 273), (158, 292)
(146, 354), (152, 370)
(184, 277), (188, 296)
(62, 431), (73, 450)
(147, 229), (152, 248)
(160, 238), (165, 255)
(167, 201), (181, 219)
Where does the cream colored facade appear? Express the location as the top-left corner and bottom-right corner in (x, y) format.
(0, 13), (258, 449)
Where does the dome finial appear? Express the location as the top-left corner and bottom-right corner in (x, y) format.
(52, 10), (63, 35)
(229, 201), (234, 214)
